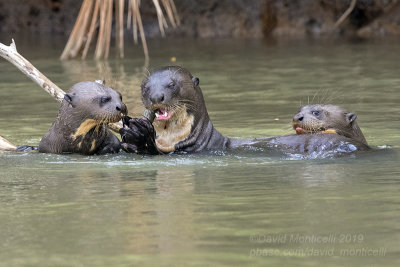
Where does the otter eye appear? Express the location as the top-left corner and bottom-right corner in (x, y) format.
(167, 82), (175, 88)
(100, 96), (111, 104)
(312, 110), (321, 116)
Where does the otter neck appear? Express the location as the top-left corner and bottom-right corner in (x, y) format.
(337, 124), (368, 145)
(174, 107), (231, 152)
(153, 105), (195, 153)
(58, 105), (104, 139)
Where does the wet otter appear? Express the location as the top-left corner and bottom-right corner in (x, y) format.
(252, 104), (370, 154)
(120, 66), (230, 154)
(292, 104), (368, 145)
(120, 66), (369, 155)
(38, 81), (127, 155)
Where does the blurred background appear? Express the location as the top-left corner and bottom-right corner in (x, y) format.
(1, 0), (400, 40)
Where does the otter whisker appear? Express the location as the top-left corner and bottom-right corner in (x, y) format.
(39, 81), (123, 154)
(177, 99), (196, 103)
(175, 101), (197, 112)
(310, 88), (322, 104)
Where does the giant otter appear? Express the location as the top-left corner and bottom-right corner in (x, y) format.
(292, 104), (368, 145)
(255, 104), (370, 154)
(38, 81), (127, 155)
(120, 66), (369, 155)
(120, 66), (232, 154)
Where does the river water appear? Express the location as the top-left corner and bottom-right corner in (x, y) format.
(0, 36), (399, 266)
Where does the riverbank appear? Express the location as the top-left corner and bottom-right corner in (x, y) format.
(1, 0), (399, 39)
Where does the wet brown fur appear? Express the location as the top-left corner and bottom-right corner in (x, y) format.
(39, 81), (126, 155)
(139, 66), (229, 153)
(293, 104), (368, 145)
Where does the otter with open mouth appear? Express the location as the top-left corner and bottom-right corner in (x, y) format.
(120, 66), (231, 154)
(120, 66), (370, 155)
(255, 104), (370, 154)
(292, 104), (368, 145)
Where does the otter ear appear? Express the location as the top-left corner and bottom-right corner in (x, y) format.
(95, 78), (106, 85)
(192, 77), (199, 86)
(346, 113), (357, 125)
(64, 93), (77, 108)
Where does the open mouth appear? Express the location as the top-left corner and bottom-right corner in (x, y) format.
(116, 113), (124, 122)
(108, 117), (120, 124)
(293, 123), (328, 135)
(295, 127), (307, 134)
(105, 113), (125, 124)
(293, 123), (307, 134)
(154, 107), (173, 121)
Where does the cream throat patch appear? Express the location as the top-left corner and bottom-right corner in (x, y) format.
(153, 106), (194, 153)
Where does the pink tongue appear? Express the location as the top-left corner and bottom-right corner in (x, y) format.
(296, 127), (306, 134)
(155, 108), (171, 121)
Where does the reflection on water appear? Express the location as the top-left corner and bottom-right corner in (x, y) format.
(1, 37), (400, 266)
(60, 59), (148, 117)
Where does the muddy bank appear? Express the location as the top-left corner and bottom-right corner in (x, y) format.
(0, 0), (399, 39)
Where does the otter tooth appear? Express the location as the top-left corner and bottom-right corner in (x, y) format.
(164, 111), (168, 117)
(155, 113), (159, 118)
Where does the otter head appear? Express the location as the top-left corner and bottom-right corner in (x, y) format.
(141, 66), (205, 153)
(63, 81), (127, 124)
(292, 104), (367, 145)
(141, 66), (202, 120)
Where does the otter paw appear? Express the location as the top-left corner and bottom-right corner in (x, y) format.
(122, 115), (133, 128)
(132, 118), (156, 138)
(121, 142), (139, 153)
(119, 117), (158, 154)
(120, 123), (145, 145)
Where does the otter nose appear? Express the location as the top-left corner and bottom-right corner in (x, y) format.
(293, 113), (304, 122)
(116, 103), (128, 115)
(150, 93), (165, 104)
